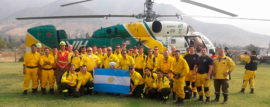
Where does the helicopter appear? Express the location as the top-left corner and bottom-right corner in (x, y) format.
(16, 0), (270, 54)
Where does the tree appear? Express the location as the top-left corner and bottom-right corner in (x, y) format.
(0, 36), (7, 49)
(244, 44), (260, 53)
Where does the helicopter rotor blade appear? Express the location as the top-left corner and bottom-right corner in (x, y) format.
(61, 0), (93, 7)
(181, 0), (237, 17)
(182, 15), (270, 21)
(16, 14), (136, 20)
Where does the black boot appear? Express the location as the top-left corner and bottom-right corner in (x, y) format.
(222, 94), (228, 104)
(41, 88), (46, 94)
(205, 97), (210, 103)
(250, 88), (254, 94)
(22, 90), (27, 96)
(240, 88), (245, 93)
(178, 98), (184, 106)
(213, 93), (220, 102)
(197, 96), (203, 102)
(49, 88), (54, 94)
(172, 92), (176, 100)
(162, 99), (168, 104)
(173, 98), (184, 106)
(32, 89), (37, 94)
(193, 92), (197, 98)
(173, 97), (180, 104)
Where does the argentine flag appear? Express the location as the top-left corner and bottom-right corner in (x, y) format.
(94, 69), (130, 94)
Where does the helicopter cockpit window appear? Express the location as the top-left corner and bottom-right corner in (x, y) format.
(171, 39), (176, 44)
(106, 28), (112, 34)
(186, 36), (205, 52)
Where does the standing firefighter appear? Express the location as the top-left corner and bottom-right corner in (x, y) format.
(172, 50), (189, 106)
(134, 46), (146, 76)
(117, 50), (135, 70)
(69, 49), (82, 72)
(194, 48), (213, 103)
(40, 47), (55, 94)
(81, 47), (100, 76)
(213, 48), (235, 104)
(55, 41), (70, 93)
(184, 46), (199, 98)
(240, 51), (259, 94)
(23, 44), (40, 95)
(145, 48), (158, 72)
(101, 47), (119, 69)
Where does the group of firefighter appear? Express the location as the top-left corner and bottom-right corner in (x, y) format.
(22, 41), (259, 106)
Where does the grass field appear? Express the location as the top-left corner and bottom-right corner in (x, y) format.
(0, 62), (269, 107)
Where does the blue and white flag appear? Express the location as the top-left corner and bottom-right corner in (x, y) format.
(94, 69), (130, 94)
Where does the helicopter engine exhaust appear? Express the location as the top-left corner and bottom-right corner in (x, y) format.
(152, 21), (162, 33)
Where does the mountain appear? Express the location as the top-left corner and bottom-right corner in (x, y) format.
(0, 0), (269, 47)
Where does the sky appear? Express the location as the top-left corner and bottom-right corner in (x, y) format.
(156, 0), (270, 36)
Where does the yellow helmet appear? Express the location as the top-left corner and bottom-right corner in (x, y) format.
(59, 41), (66, 46)
(36, 43), (42, 48)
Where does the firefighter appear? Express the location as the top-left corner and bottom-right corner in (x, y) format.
(80, 46), (87, 58)
(157, 50), (174, 78)
(69, 49), (82, 72)
(55, 41), (70, 93)
(184, 46), (199, 98)
(213, 48), (235, 104)
(122, 42), (127, 50)
(61, 64), (80, 98)
(129, 65), (144, 98)
(81, 47), (100, 76)
(132, 46), (139, 58)
(77, 65), (94, 95)
(92, 45), (98, 55)
(116, 50), (135, 70)
(102, 46), (107, 56)
(170, 45), (176, 57)
(194, 48), (213, 103)
(225, 47), (232, 80)
(114, 44), (122, 59)
(22, 44), (40, 95)
(40, 47), (55, 94)
(153, 46), (163, 61)
(172, 50), (189, 106)
(156, 69), (171, 103)
(68, 45), (74, 57)
(240, 51), (259, 94)
(127, 48), (133, 57)
(36, 43), (42, 90)
(145, 48), (158, 72)
(134, 46), (146, 76)
(144, 67), (158, 99)
(101, 47), (119, 68)
(36, 43), (43, 55)
(96, 47), (104, 60)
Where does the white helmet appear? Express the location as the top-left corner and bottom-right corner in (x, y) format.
(109, 62), (117, 68)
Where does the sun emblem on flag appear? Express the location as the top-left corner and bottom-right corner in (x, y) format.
(108, 77), (115, 83)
